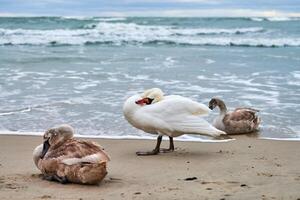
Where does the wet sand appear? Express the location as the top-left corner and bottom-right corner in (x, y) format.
(0, 134), (299, 200)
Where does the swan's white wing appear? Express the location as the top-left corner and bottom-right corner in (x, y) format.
(139, 96), (224, 137)
(153, 95), (210, 116)
(172, 115), (224, 136)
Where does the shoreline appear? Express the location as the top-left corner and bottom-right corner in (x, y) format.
(0, 134), (300, 199)
(0, 131), (300, 141)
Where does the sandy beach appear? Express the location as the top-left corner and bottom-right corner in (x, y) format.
(0, 134), (299, 200)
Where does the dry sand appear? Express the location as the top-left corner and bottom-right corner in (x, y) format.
(0, 134), (299, 200)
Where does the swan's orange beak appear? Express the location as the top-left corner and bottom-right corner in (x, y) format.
(135, 98), (150, 105)
(136, 97), (154, 105)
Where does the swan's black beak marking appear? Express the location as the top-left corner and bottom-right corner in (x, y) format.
(40, 138), (50, 159)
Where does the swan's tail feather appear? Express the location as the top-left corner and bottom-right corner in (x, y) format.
(205, 128), (232, 139)
(192, 126), (228, 138)
(180, 117), (228, 138)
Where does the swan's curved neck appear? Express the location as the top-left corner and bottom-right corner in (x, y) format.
(123, 95), (140, 117)
(33, 144), (43, 168)
(216, 100), (227, 115)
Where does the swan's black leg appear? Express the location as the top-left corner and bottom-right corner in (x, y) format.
(159, 136), (175, 153)
(42, 174), (68, 184)
(42, 174), (55, 181)
(53, 174), (68, 184)
(136, 135), (162, 156)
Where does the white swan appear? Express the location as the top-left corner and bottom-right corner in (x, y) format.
(123, 88), (227, 155)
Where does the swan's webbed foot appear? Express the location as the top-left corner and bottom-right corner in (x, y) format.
(136, 136), (175, 156)
(159, 147), (174, 153)
(136, 149), (159, 156)
(136, 147), (174, 155)
(53, 174), (68, 184)
(136, 135), (162, 156)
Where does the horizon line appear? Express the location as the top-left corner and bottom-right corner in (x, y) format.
(0, 15), (299, 18)
(1, 8), (300, 18)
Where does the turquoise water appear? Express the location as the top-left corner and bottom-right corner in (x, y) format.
(0, 17), (299, 139)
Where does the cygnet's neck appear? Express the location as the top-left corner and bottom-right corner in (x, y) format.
(33, 144), (43, 168)
(216, 99), (227, 115)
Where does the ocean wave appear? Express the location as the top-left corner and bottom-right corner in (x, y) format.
(60, 16), (94, 20)
(0, 22), (298, 47)
(265, 17), (300, 21)
(250, 17), (264, 22)
(172, 27), (265, 35)
(94, 17), (127, 22)
(2, 37), (300, 47)
(0, 22), (265, 36)
(136, 38), (300, 47)
(250, 17), (300, 22)
(0, 107), (31, 116)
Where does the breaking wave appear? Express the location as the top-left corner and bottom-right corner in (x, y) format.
(0, 21), (298, 47)
(249, 17), (300, 22)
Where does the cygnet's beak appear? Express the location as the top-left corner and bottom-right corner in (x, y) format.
(40, 138), (50, 159)
(209, 105), (214, 110)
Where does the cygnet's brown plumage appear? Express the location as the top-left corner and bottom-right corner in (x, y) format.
(208, 98), (260, 134)
(33, 124), (110, 185)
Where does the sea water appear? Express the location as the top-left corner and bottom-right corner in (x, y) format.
(0, 17), (299, 139)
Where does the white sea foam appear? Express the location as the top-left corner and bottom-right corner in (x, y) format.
(287, 71), (300, 86)
(260, 137), (300, 141)
(0, 131), (234, 142)
(292, 71), (300, 79)
(196, 75), (207, 80)
(250, 17), (300, 22)
(288, 126), (300, 137)
(240, 93), (279, 106)
(1, 22), (294, 47)
(0, 107), (31, 116)
(205, 59), (216, 64)
(60, 16), (94, 20)
(174, 84), (232, 93)
(0, 89), (22, 97)
(123, 74), (150, 81)
(265, 17), (299, 21)
(152, 79), (183, 86)
(287, 81), (300, 86)
(163, 56), (177, 68)
(94, 17), (127, 22)
(2, 130), (299, 142)
(250, 17), (264, 22)
(74, 81), (100, 90)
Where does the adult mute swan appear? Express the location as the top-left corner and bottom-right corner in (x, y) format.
(33, 124), (110, 184)
(123, 88), (227, 156)
(208, 98), (261, 134)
